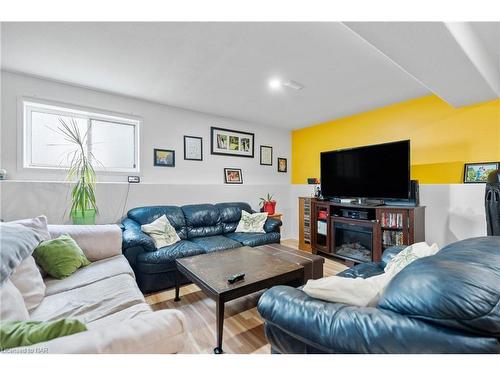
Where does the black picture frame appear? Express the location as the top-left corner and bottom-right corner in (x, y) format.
(277, 157), (287, 173)
(210, 126), (255, 158)
(154, 148), (175, 167)
(463, 162), (499, 183)
(260, 145), (273, 166)
(224, 168), (243, 184)
(184, 135), (203, 161)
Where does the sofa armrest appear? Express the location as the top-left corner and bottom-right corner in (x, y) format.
(257, 285), (498, 354)
(381, 245), (406, 267)
(6, 310), (187, 354)
(48, 224), (122, 262)
(264, 218), (282, 233)
(336, 262), (385, 278)
(122, 219), (156, 253)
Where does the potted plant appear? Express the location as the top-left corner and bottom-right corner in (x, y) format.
(57, 118), (99, 224)
(259, 193), (276, 215)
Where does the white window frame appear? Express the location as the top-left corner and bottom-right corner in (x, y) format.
(21, 98), (141, 174)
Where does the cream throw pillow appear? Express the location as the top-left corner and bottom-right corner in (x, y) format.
(0, 280), (30, 321)
(235, 211), (267, 233)
(10, 256), (46, 311)
(141, 215), (181, 249)
(303, 242), (440, 307)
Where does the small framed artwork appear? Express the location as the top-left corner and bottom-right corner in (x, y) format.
(184, 136), (203, 161)
(464, 162), (499, 183)
(277, 157), (287, 173)
(154, 149), (175, 167)
(224, 168), (243, 184)
(260, 145), (273, 166)
(211, 127), (255, 158)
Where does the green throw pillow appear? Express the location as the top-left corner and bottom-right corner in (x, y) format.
(33, 234), (91, 279)
(0, 319), (87, 351)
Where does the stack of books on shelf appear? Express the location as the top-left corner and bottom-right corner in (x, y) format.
(382, 230), (404, 247)
(381, 212), (403, 228)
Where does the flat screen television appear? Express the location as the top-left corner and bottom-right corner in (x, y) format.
(320, 140), (410, 200)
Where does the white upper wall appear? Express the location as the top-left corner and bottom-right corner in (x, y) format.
(0, 71), (291, 184)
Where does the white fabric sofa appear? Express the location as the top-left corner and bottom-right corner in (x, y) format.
(1, 223), (188, 354)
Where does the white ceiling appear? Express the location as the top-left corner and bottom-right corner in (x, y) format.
(1, 22), (499, 129)
(345, 22), (500, 107)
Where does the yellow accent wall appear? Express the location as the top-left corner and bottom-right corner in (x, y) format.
(291, 95), (500, 184)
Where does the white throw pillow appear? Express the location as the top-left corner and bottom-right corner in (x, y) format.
(235, 210), (267, 233)
(0, 279), (30, 321)
(141, 215), (181, 249)
(384, 242), (440, 276)
(9, 256), (46, 311)
(303, 242), (440, 307)
(10, 215), (51, 241)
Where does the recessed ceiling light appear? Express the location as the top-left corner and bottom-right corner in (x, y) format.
(283, 80), (305, 91)
(268, 78), (305, 91)
(268, 78), (282, 90)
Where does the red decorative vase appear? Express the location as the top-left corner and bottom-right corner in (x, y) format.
(263, 201), (276, 215)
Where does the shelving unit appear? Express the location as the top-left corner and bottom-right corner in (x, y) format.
(298, 197), (312, 252)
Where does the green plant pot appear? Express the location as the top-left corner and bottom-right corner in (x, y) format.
(71, 209), (96, 225)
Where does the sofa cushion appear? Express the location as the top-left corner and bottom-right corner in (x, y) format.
(190, 235), (241, 253)
(30, 274), (145, 323)
(127, 206), (187, 240)
(48, 224), (122, 262)
(10, 216), (51, 241)
(380, 245), (406, 267)
(0, 223), (42, 283)
(136, 240), (205, 273)
(215, 202), (253, 233)
(10, 256), (46, 311)
(33, 235), (91, 279)
(181, 204), (223, 238)
(0, 319), (87, 351)
(0, 279), (30, 321)
(44, 255), (134, 296)
(141, 215), (181, 249)
(235, 211), (267, 233)
(86, 303), (152, 330)
(379, 236), (500, 337)
(225, 232), (280, 247)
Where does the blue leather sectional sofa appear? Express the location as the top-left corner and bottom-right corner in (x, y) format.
(258, 236), (500, 353)
(121, 202), (282, 293)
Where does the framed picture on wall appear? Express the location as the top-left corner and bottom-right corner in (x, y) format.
(211, 127), (254, 158)
(224, 168), (243, 184)
(464, 162), (499, 183)
(260, 145), (273, 166)
(154, 149), (175, 167)
(277, 157), (287, 173)
(184, 136), (203, 161)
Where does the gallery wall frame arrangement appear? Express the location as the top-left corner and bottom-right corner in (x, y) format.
(224, 168), (243, 184)
(154, 148), (175, 167)
(278, 157), (288, 173)
(211, 126), (255, 158)
(184, 135), (203, 161)
(260, 145), (273, 166)
(464, 162), (499, 183)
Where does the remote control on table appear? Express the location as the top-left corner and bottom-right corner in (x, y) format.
(227, 272), (245, 284)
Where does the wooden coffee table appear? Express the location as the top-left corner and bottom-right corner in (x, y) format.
(174, 246), (304, 354)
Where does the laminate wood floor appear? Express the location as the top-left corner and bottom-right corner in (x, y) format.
(146, 239), (347, 354)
